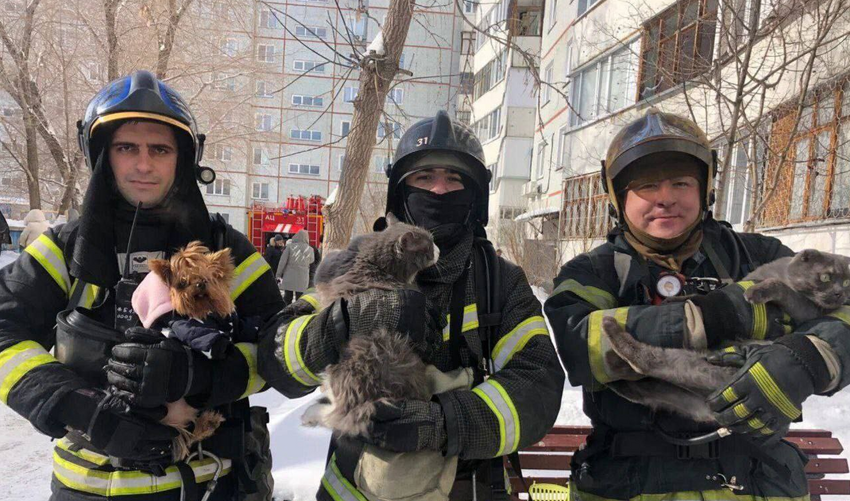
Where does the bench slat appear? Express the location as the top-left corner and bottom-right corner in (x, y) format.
(543, 426), (834, 439)
(508, 454), (848, 475)
(509, 478), (850, 496)
(525, 433), (843, 455)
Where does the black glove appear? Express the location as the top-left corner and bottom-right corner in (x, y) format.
(340, 288), (442, 353)
(689, 281), (793, 345)
(360, 400), (448, 453)
(707, 335), (831, 436)
(106, 327), (212, 407)
(57, 388), (176, 461)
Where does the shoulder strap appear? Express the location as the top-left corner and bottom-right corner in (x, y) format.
(210, 213), (228, 251)
(473, 238), (502, 333)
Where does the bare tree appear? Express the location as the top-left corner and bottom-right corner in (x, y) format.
(322, 0), (417, 250)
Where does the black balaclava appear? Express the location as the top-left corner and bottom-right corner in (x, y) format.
(71, 124), (212, 287)
(401, 185), (475, 249)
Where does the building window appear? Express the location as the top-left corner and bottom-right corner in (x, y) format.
(461, 31), (475, 55)
(220, 38), (238, 56)
(256, 81), (274, 98)
(290, 129), (322, 141)
(570, 42), (638, 126)
(377, 121), (403, 139)
(457, 110), (471, 125)
(755, 79), (850, 227)
(289, 163), (321, 175)
(293, 60), (326, 73)
(340, 121), (351, 137)
(257, 44), (276, 63)
(213, 73), (236, 91)
(219, 213), (230, 223)
(374, 156), (391, 173)
(253, 146), (269, 165)
(255, 113), (274, 131)
(577, 0), (601, 17)
(349, 16), (368, 41)
(338, 155), (347, 171)
(252, 182), (270, 200)
(472, 108), (501, 142)
(291, 95), (324, 107)
(295, 25), (328, 39)
(212, 144), (232, 161)
(715, 137), (755, 228)
(562, 172), (612, 239)
(344, 86), (359, 103)
(259, 9), (280, 29)
(547, 0), (558, 29)
(473, 49), (507, 100)
(206, 179), (231, 196)
(386, 88), (404, 104)
(638, 0), (718, 100)
(488, 163), (498, 192)
(536, 142), (547, 179)
(463, 0), (475, 13)
(543, 63), (554, 104)
(459, 72), (474, 95)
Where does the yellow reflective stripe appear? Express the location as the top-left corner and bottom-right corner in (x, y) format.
(443, 304), (479, 342)
(737, 282), (767, 339)
(321, 453), (368, 501)
(733, 403), (750, 419)
(301, 292), (321, 311)
(24, 234), (70, 295)
(52, 451), (231, 496)
(56, 438), (110, 466)
(0, 341), (57, 403)
(828, 306), (850, 326)
(587, 307), (629, 385)
(750, 362), (801, 420)
(572, 486), (809, 501)
(235, 343), (266, 399)
(491, 316), (549, 372)
(70, 280), (101, 309)
(283, 314), (322, 387)
(722, 387), (737, 403)
(472, 379), (520, 456)
(552, 279), (616, 310)
(230, 252), (271, 301)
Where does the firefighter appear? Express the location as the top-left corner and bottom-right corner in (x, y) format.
(544, 108), (849, 500)
(259, 110), (564, 500)
(0, 71), (284, 500)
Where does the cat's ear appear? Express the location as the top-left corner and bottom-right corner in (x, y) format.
(400, 231), (429, 254)
(385, 212), (399, 226)
(798, 249), (820, 263)
(148, 258), (172, 285)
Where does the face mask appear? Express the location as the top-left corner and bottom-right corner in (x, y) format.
(402, 186), (475, 247)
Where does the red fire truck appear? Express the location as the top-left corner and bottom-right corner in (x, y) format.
(247, 195), (324, 254)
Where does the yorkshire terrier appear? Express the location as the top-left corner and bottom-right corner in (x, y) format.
(135, 241), (236, 461)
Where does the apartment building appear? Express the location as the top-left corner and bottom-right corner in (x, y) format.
(465, 0), (543, 247)
(197, 0), (467, 232)
(526, 0), (850, 260)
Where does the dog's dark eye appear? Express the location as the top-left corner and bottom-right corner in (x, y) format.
(177, 280), (188, 289)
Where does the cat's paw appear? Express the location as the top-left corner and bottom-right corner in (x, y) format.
(744, 279), (782, 304)
(301, 401), (331, 428)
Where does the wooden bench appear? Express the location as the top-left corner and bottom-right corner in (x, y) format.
(506, 426), (850, 500)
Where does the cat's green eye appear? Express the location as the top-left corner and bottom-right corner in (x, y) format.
(844, 279), (850, 287)
(820, 273), (831, 283)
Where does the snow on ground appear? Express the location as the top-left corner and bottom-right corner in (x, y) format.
(1, 283), (850, 499)
(0, 251), (19, 269)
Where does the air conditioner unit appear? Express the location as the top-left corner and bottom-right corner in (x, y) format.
(521, 180), (540, 198)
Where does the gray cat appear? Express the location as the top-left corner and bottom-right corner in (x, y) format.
(603, 249), (850, 423)
(302, 214), (440, 437)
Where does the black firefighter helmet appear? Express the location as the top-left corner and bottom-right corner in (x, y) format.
(385, 110), (492, 225)
(601, 108), (717, 219)
(77, 70), (215, 184)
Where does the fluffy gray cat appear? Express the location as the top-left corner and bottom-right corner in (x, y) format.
(603, 249), (850, 423)
(302, 214), (440, 438)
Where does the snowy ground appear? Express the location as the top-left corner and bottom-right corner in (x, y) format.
(0, 251), (19, 270)
(1, 279), (849, 499)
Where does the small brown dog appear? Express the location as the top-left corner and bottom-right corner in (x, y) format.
(146, 241), (235, 461)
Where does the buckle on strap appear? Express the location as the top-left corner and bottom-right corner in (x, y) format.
(676, 441), (720, 460)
